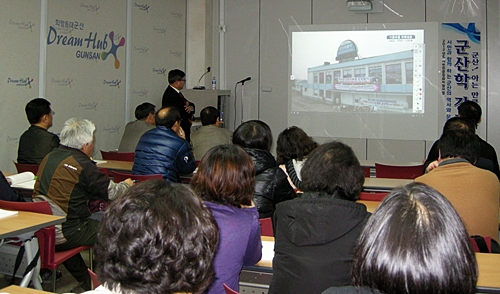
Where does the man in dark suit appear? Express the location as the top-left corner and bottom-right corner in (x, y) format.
(162, 69), (195, 142)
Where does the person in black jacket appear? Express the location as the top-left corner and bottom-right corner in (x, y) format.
(232, 120), (295, 219)
(269, 141), (370, 294)
(161, 69), (195, 142)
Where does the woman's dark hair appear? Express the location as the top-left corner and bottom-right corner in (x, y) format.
(94, 180), (219, 294)
(352, 182), (478, 294)
(191, 145), (255, 207)
(300, 141), (364, 200)
(276, 126), (318, 164)
(232, 120), (273, 151)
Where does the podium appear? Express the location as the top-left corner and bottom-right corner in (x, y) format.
(181, 89), (230, 124)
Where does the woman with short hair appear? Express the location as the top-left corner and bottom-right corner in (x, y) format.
(191, 144), (262, 294)
(232, 120), (296, 218)
(276, 126), (318, 191)
(322, 182), (478, 294)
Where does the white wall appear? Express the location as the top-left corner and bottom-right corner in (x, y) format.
(0, 0), (187, 173)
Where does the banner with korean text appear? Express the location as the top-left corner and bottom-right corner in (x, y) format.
(440, 23), (481, 121)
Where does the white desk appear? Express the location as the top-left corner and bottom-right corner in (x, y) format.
(363, 177), (412, 192)
(0, 212), (65, 290)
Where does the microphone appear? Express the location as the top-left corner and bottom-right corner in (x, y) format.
(237, 77), (251, 84)
(194, 67), (211, 90)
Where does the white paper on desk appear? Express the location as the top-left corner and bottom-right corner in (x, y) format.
(261, 241), (275, 262)
(93, 160), (107, 165)
(0, 208), (18, 219)
(6, 172), (35, 185)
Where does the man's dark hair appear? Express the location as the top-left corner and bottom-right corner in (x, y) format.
(156, 107), (180, 128)
(168, 69), (186, 84)
(300, 141), (364, 201)
(232, 120), (273, 151)
(25, 98), (51, 124)
(192, 144), (255, 207)
(352, 182), (477, 294)
(442, 116), (475, 133)
(95, 180), (219, 294)
(276, 126), (318, 164)
(458, 101), (482, 128)
(135, 102), (156, 120)
(438, 130), (480, 164)
(200, 106), (220, 126)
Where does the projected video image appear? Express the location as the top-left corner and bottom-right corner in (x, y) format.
(290, 29), (425, 114)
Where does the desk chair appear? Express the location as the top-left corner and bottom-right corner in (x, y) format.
(13, 161), (40, 175)
(87, 268), (101, 289)
(359, 191), (388, 201)
(100, 150), (135, 162)
(362, 167), (371, 177)
(258, 218), (274, 237)
(0, 200), (92, 292)
(223, 283), (239, 294)
(375, 163), (424, 179)
(110, 170), (162, 183)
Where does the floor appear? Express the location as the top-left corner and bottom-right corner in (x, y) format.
(0, 249), (90, 293)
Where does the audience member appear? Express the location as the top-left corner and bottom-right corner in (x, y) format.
(82, 180), (219, 294)
(17, 98), (60, 164)
(191, 145), (262, 294)
(117, 102), (155, 152)
(269, 141), (370, 294)
(0, 172), (25, 202)
(415, 130), (500, 244)
(191, 106), (232, 160)
(34, 118), (133, 291)
(162, 69), (195, 142)
(232, 120), (295, 218)
(424, 116), (497, 176)
(133, 107), (196, 182)
(458, 101), (500, 179)
(322, 182), (478, 294)
(276, 126), (318, 191)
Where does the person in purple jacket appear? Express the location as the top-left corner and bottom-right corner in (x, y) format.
(191, 144), (263, 294)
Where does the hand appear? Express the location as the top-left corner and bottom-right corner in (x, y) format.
(177, 127), (186, 139)
(426, 160), (439, 173)
(123, 178), (135, 187)
(184, 105), (194, 113)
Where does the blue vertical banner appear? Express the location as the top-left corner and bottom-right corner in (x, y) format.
(441, 23), (481, 121)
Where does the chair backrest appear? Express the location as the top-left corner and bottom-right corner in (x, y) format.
(223, 283), (239, 294)
(0, 199), (52, 215)
(88, 268), (102, 289)
(13, 161), (40, 175)
(100, 150), (135, 162)
(258, 217), (274, 237)
(358, 191), (389, 201)
(375, 163), (424, 179)
(362, 166), (371, 177)
(98, 167), (109, 179)
(111, 170), (163, 183)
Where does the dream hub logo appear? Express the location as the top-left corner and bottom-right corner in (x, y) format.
(47, 26), (125, 69)
(101, 32), (125, 69)
(7, 77), (34, 88)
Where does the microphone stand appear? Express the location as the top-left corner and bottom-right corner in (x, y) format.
(240, 80), (247, 123)
(194, 67), (211, 90)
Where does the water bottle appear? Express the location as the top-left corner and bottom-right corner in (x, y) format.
(212, 76), (216, 90)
